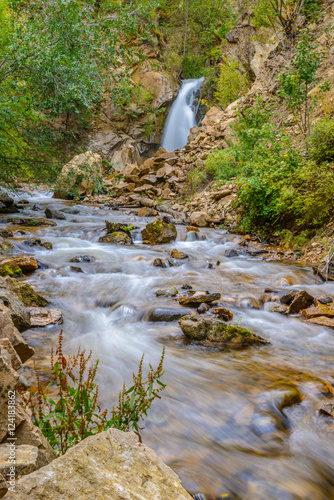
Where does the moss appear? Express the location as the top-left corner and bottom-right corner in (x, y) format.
(0, 264), (22, 277)
(18, 282), (48, 307)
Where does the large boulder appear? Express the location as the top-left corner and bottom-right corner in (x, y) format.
(54, 151), (103, 199)
(141, 220), (177, 245)
(179, 315), (268, 346)
(5, 428), (193, 500)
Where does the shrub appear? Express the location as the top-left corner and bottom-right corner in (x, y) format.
(205, 148), (240, 181)
(214, 58), (249, 109)
(21, 331), (166, 455)
(309, 117), (334, 164)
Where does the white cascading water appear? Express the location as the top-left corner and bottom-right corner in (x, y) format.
(161, 77), (204, 152)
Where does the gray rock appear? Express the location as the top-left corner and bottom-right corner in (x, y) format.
(156, 286), (178, 297)
(45, 208), (66, 220)
(148, 308), (186, 322)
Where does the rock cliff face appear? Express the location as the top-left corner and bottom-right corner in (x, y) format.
(5, 428), (193, 500)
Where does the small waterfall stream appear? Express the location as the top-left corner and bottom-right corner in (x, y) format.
(161, 77), (204, 152)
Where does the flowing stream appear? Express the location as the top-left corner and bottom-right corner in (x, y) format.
(3, 192), (334, 499)
(161, 77), (204, 152)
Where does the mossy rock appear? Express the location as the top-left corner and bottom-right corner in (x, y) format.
(99, 232), (132, 245)
(178, 315), (269, 347)
(18, 282), (48, 307)
(142, 220), (177, 245)
(0, 240), (14, 255)
(0, 264), (23, 277)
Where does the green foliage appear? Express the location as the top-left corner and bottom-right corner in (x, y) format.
(309, 117), (334, 164)
(277, 29), (328, 138)
(214, 57), (249, 108)
(21, 330), (166, 455)
(0, 0), (159, 181)
(205, 149), (241, 181)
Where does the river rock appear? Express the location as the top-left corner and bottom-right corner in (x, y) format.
(0, 230), (13, 238)
(9, 218), (57, 227)
(142, 220), (177, 244)
(170, 249), (188, 259)
(138, 206), (158, 217)
(70, 255), (95, 263)
(29, 307), (63, 327)
(0, 256), (38, 276)
(225, 248), (239, 258)
(319, 402), (334, 419)
(212, 307), (234, 321)
(45, 208), (66, 220)
(0, 191), (14, 208)
(148, 308), (186, 322)
(152, 258), (173, 268)
(54, 151), (103, 199)
(156, 286), (178, 297)
(279, 290), (298, 305)
(99, 232), (132, 245)
(288, 290), (314, 314)
(24, 238), (53, 250)
(3, 278), (47, 308)
(197, 303), (210, 314)
(5, 428), (193, 500)
(179, 316), (268, 346)
(186, 226), (199, 233)
(274, 386), (303, 412)
(0, 282), (30, 332)
(0, 239), (14, 256)
(189, 211), (208, 227)
(178, 291), (221, 306)
(0, 305), (34, 363)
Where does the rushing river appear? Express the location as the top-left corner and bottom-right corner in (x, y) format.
(3, 191), (334, 499)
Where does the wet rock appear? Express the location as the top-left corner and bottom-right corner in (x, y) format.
(279, 290), (298, 305)
(24, 238), (53, 250)
(70, 255), (95, 263)
(29, 307), (63, 327)
(181, 284), (192, 290)
(240, 298), (261, 309)
(0, 256), (38, 276)
(179, 316), (268, 346)
(0, 229), (13, 238)
(225, 248), (239, 258)
(189, 211), (208, 228)
(288, 290), (314, 314)
(142, 220), (177, 245)
(9, 218), (57, 227)
(212, 307), (234, 321)
(317, 296), (333, 305)
(170, 249), (188, 259)
(0, 305), (34, 363)
(0, 444), (39, 476)
(99, 232), (132, 245)
(70, 266), (84, 273)
(156, 286), (178, 297)
(319, 402), (334, 419)
(197, 303), (210, 314)
(178, 291), (221, 306)
(45, 208), (66, 220)
(186, 226), (199, 233)
(148, 308), (185, 322)
(0, 240), (14, 255)
(274, 386), (303, 412)
(152, 258), (173, 268)
(0, 191), (14, 208)
(186, 231), (206, 241)
(61, 207), (80, 215)
(105, 220), (134, 236)
(5, 429), (193, 500)
(0, 281), (30, 332)
(138, 206), (158, 217)
(271, 304), (289, 315)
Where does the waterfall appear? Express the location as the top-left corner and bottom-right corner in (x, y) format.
(161, 77), (204, 152)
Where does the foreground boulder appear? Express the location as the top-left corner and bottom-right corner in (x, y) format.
(142, 220), (177, 245)
(0, 305), (34, 363)
(54, 151), (103, 199)
(179, 315), (268, 346)
(5, 428), (193, 500)
(0, 256), (38, 276)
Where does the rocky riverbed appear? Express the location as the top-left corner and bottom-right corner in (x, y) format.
(1, 188), (334, 499)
